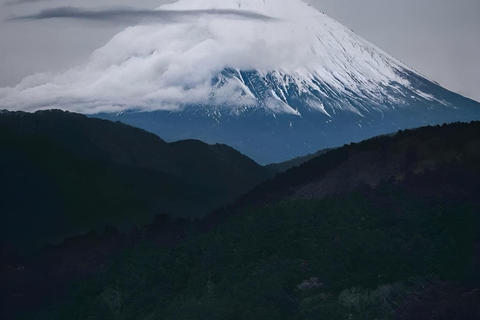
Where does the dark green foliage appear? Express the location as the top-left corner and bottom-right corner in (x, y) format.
(4, 120), (480, 319)
(0, 110), (271, 254)
(230, 121), (480, 214)
(31, 185), (479, 320)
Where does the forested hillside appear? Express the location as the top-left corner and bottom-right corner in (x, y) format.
(3, 121), (478, 320)
(0, 110), (271, 254)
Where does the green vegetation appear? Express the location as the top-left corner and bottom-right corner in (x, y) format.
(29, 184), (479, 320)
(2, 118), (480, 319)
(0, 110), (271, 254)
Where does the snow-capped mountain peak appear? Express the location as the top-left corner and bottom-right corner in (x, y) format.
(2, 0), (416, 115)
(1, 0), (479, 164)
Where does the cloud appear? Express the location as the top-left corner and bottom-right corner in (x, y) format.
(4, 0), (53, 6)
(6, 6), (275, 25)
(0, 0), (407, 114)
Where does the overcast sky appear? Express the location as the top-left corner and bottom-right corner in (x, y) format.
(1, 0), (479, 102)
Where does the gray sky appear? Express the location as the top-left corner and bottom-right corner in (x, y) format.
(1, 0), (479, 102)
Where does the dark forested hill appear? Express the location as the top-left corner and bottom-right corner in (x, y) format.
(228, 121), (480, 214)
(0, 110), (271, 254)
(2, 119), (480, 320)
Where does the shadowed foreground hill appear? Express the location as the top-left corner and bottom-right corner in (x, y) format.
(11, 121), (479, 320)
(0, 110), (271, 254)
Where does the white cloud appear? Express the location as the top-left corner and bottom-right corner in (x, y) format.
(0, 0), (409, 114)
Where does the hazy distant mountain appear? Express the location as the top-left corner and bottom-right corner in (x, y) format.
(0, 110), (271, 254)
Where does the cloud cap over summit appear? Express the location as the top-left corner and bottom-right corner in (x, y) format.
(0, 0), (411, 114)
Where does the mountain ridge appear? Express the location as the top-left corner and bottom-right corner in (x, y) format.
(0, 109), (272, 254)
(208, 120), (480, 221)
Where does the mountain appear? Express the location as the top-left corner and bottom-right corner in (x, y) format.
(91, 0), (476, 163)
(1, 0), (479, 164)
(98, 67), (480, 165)
(0, 110), (271, 254)
(11, 121), (480, 320)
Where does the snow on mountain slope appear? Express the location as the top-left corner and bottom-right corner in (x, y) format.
(0, 0), (432, 115)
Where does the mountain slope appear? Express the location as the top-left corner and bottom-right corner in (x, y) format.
(266, 148), (332, 173)
(0, 110), (271, 254)
(223, 121), (480, 215)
